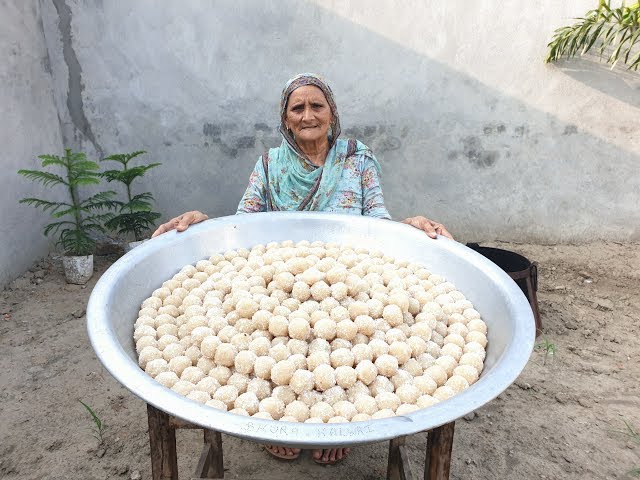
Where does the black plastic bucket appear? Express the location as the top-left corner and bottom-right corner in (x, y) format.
(466, 243), (542, 336)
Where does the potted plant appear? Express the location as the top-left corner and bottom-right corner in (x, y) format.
(100, 150), (162, 251)
(18, 149), (117, 284)
(546, 1), (640, 70)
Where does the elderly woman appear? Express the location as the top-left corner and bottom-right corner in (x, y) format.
(152, 73), (452, 464)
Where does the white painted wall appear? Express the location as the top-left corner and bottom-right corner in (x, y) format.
(2, 0), (638, 286)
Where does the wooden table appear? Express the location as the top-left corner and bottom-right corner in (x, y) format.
(147, 404), (456, 480)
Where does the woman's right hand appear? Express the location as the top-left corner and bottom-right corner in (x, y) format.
(151, 211), (209, 238)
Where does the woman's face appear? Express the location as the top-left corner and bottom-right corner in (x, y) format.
(284, 85), (333, 145)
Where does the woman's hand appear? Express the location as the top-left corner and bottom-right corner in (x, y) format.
(151, 211), (209, 238)
(402, 216), (454, 240)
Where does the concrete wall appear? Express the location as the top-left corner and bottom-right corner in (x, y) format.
(3, 1), (638, 288)
(0, 1), (64, 289)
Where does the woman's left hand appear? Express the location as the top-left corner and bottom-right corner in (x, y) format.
(402, 216), (454, 240)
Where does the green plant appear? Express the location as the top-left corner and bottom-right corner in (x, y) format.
(546, 1), (640, 70)
(535, 338), (556, 365)
(101, 150), (162, 242)
(79, 400), (107, 444)
(18, 149), (117, 256)
(611, 420), (640, 476)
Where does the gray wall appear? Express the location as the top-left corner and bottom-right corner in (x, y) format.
(1, 1), (63, 289)
(2, 1), (639, 286)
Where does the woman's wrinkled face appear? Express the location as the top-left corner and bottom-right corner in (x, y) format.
(284, 85), (333, 145)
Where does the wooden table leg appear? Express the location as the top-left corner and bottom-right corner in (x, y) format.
(193, 430), (224, 479)
(387, 436), (414, 480)
(147, 404), (178, 480)
(424, 422), (455, 480)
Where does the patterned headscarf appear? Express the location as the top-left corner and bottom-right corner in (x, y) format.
(278, 73), (341, 159)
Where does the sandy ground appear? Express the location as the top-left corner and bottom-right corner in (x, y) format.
(1, 241), (639, 480)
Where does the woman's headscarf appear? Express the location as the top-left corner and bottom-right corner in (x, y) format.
(262, 73), (379, 212)
(278, 73), (341, 159)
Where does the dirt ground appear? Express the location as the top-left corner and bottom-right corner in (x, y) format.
(1, 241), (639, 480)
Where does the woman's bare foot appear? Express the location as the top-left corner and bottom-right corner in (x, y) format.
(264, 445), (301, 460)
(312, 447), (351, 464)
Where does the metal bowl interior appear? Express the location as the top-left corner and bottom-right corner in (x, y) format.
(87, 212), (534, 448)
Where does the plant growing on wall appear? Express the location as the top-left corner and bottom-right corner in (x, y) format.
(101, 150), (162, 242)
(18, 149), (116, 256)
(546, 1), (640, 70)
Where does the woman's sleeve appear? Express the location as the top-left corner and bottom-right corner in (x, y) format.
(236, 159), (268, 214)
(361, 154), (392, 219)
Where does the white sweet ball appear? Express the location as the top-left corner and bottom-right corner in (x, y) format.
(195, 377), (221, 396)
(424, 365), (448, 386)
(172, 380), (196, 396)
(288, 317), (311, 340)
(155, 371), (180, 388)
(214, 343), (237, 367)
(414, 375), (438, 396)
(206, 399), (228, 411)
(402, 358), (423, 377)
(200, 336), (222, 359)
(433, 386), (456, 401)
(162, 343), (186, 362)
(391, 369), (414, 389)
(134, 325), (157, 343)
(352, 413), (372, 422)
(234, 392), (259, 415)
(453, 365), (480, 384)
(252, 411), (273, 420)
(334, 366), (357, 389)
(273, 272), (295, 293)
(388, 341), (412, 365)
(466, 331), (488, 349)
(306, 351), (330, 372)
(331, 338), (352, 352)
(258, 397), (285, 420)
(314, 318), (337, 341)
(443, 333), (466, 349)
(252, 356), (276, 380)
(285, 400), (310, 422)
(233, 350), (257, 375)
(463, 342), (486, 361)
(330, 348), (355, 368)
(336, 319), (358, 341)
(459, 352), (484, 373)
(355, 360), (378, 385)
(213, 385), (239, 409)
(333, 400), (358, 420)
(354, 395), (377, 415)
(445, 375), (470, 393)
(435, 355), (458, 376)
(168, 356), (192, 377)
(382, 304), (403, 327)
(369, 339), (390, 359)
(310, 281), (331, 301)
(313, 364), (336, 391)
(310, 401), (335, 422)
(372, 409), (395, 419)
(286, 339), (308, 357)
(186, 390), (210, 404)
(249, 337), (271, 357)
(271, 360), (296, 386)
(396, 384), (421, 404)
(375, 354), (399, 377)
(268, 315), (289, 337)
(269, 344), (291, 363)
(416, 395), (438, 408)
(352, 344), (373, 363)
(181, 366), (205, 384)
(208, 366), (232, 385)
(396, 404), (420, 415)
(136, 336), (157, 354)
(463, 308), (481, 321)
(138, 346), (163, 369)
(290, 369), (315, 394)
(376, 391), (401, 411)
(299, 390), (323, 408)
(227, 373), (250, 394)
(369, 376), (395, 397)
(440, 343), (463, 362)
(447, 323), (469, 338)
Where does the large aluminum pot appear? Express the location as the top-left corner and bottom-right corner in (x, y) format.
(87, 212), (534, 448)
